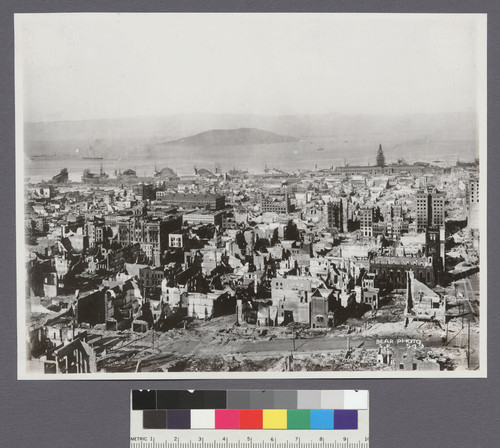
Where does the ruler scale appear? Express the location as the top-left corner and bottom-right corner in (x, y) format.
(131, 391), (369, 448)
(130, 439), (370, 448)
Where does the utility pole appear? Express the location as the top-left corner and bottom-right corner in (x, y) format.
(467, 318), (470, 368)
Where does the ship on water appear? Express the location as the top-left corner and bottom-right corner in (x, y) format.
(50, 168), (69, 183)
(82, 165), (109, 183)
(116, 168), (137, 180)
(153, 164), (178, 180)
(81, 145), (103, 160)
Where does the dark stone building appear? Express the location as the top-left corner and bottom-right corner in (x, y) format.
(370, 255), (436, 289)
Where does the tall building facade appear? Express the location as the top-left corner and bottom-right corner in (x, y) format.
(468, 175), (480, 230)
(416, 190), (445, 232)
(259, 188), (293, 214)
(116, 216), (182, 265)
(425, 226), (444, 284)
(157, 192), (225, 210)
(360, 207), (374, 237)
(325, 200), (344, 232)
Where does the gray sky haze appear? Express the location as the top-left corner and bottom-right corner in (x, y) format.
(16, 13), (486, 122)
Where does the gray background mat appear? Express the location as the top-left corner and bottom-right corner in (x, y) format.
(1, 1), (499, 447)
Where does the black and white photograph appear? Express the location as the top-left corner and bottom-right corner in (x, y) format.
(16, 13), (487, 379)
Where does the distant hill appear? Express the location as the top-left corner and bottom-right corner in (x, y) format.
(23, 112), (477, 158)
(162, 128), (299, 147)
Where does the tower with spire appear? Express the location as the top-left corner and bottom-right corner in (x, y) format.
(376, 144), (385, 167)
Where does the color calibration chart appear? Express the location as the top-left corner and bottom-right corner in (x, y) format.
(131, 390), (369, 448)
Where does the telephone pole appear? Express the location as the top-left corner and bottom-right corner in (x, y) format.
(467, 318), (470, 368)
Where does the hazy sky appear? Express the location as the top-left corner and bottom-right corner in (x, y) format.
(16, 13), (486, 122)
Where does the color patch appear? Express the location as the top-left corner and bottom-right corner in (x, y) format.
(191, 410), (215, 429)
(215, 410), (239, 429)
(273, 390), (297, 410)
(157, 390), (181, 409)
(310, 410), (334, 429)
(156, 390), (227, 409)
(297, 390), (322, 409)
(250, 391), (274, 409)
(142, 410), (167, 429)
(202, 390), (227, 409)
(263, 409), (287, 429)
(167, 409), (190, 429)
(320, 390), (344, 409)
(227, 391), (251, 410)
(287, 409), (310, 429)
(334, 410), (358, 430)
(239, 409), (263, 429)
(344, 390), (368, 410)
(179, 390), (206, 409)
(131, 390), (367, 431)
(132, 390), (156, 410)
